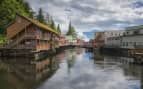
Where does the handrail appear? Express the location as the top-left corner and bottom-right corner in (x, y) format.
(7, 34), (36, 48)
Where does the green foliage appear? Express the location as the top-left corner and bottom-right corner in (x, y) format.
(57, 24), (61, 34)
(50, 18), (56, 30)
(0, 0), (33, 34)
(0, 35), (7, 45)
(0, 26), (5, 34)
(66, 22), (77, 38)
(22, 0), (34, 18)
(46, 13), (52, 25)
(0, 0), (62, 35)
(45, 13), (62, 33)
(37, 8), (46, 24)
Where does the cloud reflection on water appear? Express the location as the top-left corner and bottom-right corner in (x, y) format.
(37, 49), (140, 89)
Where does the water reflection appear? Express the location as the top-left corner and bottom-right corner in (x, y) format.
(93, 51), (143, 89)
(0, 48), (143, 89)
(0, 55), (59, 89)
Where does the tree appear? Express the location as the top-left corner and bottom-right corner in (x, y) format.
(37, 8), (45, 23)
(46, 13), (52, 25)
(66, 22), (77, 38)
(22, 1), (34, 18)
(50, 18), (56, 30)
(57, 24), (61, 34)
(0, 0), (33, 34)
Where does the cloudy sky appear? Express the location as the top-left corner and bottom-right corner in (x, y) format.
(26, 0), (143, 41)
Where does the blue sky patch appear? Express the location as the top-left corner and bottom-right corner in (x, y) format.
(83, 30), (97, 39)
(133, 1), (143, 8)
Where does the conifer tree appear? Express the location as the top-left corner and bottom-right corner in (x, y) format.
(50, 18), (56, 30)
(57, 24), (61, 34)
(37, 8), (45, 23)
(0, 0), (33, 34)
(66, 22), (77, 38)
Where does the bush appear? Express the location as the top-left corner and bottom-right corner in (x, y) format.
(0, 35), (7, 45)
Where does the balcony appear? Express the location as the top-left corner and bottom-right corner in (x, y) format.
(24, 34), (36, 39)
(7, 34), (36, 48)
(16, 44), (36, 49)
(36, 35), (50, 41)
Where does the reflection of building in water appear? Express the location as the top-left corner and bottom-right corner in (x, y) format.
(66, 49), (77, 73)
(76, 48), (84, 55)
(99, 55), (143, 89)
(123, 64), (143, 89)
(104, 55), (134, 64)
(0, 56), (59, 89)
(93, 51), (104, 62)
(56, 51), (66, 61)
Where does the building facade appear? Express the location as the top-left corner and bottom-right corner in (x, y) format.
(104, 30), (124, 48)
(59, 36), (66, 47)
(65, 36), (77, 46)
(94, 32), (105, 48)
(121, 25), (143, 49)
(6, 14), (60, 51)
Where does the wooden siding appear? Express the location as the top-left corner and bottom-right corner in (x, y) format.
(7, 15), (31, 39)
(6, 14), (60, 51)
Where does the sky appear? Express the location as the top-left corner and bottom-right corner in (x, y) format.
(25, 0), (143, 41)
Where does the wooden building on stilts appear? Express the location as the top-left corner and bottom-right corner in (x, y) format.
(6, 13), (60, 53)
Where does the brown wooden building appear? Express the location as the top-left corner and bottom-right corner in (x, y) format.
(94, 32), (105, 48)
(6, 14), (60, 52)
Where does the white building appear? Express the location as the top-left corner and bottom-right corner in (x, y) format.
(121, 25), (143, 49)
(65, 36), (77, 45)
(104, 30), (125, 47)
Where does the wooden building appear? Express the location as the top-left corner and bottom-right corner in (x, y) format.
(6, 14), (60, 52)
(94, 32), (105, 48)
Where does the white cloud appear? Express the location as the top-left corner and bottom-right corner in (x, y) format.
(77, 32), (89, 41)
(26, 0), (143, 39)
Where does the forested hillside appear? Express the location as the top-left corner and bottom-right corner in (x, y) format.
(0, 0), (33, 34)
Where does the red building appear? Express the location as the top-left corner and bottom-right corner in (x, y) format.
(59, 36), (66, 47)
(76, 39), (84, 46)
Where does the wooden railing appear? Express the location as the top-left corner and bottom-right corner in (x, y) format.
(16, 44), (36, 49)
(7, 34), (36, 48)
(36, 35), (50, 40)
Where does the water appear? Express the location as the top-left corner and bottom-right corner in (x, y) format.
(0, 48), (143, 89)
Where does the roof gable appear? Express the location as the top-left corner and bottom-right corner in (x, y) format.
(16, 14), (59, 35)
(7, 14), (60, 39)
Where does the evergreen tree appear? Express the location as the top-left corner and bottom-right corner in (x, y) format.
(66, 22), (77, 38)
(50, 18), (56, 30)
(22, 1), (34, 18)
(37, 8), (45, 23)
(57, 24), (61, 34)
(46, 13), (52, 25)
(0, 0), (33, 34)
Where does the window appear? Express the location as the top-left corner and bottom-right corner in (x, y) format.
(133, 30), (140, 35)
(126, 42), (128, 46)
(134, 42), (136, 46)
(122, 42), (125, 46)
